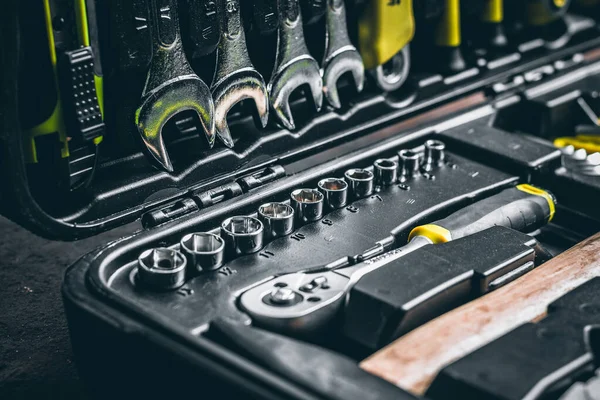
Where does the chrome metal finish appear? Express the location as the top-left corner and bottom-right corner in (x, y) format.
(373, 158), (398, 186)
(258, 202), (295, 239)
(321, 0), (365, 108)
(268, 0), (323, 130)
(221, 216), (264, 256)
(290, 188), (324, 224)
(344, 168), (374, 198)
(180, 232), (225, 273)
(238, 236), (432, 335)
(137, 247), (187, 290)
(399, 149), (421, 181)
(210, 0), (269, 147)
(423, 139), (446, 171)
(136, 0), (215, 172)
(318, 177), (348, 210)
(371, 46), (411, 92)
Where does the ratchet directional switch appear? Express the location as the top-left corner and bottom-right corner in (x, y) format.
(357, 0), (415, 92)
(210, 0), (269, 148)
(135, 0), (215, 172)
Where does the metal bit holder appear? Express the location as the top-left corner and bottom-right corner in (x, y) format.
(258, 202), (295, 239)
(210, 0), (269, 147)
(291, 188), (325, 224)
(345, 168), (374, 199)
(374, 159), (398, 186)
(137, 248), (187, 290)
(221, 216), (265, 257)
(318, 177), (349, 210)
(180, 232), (225, 274)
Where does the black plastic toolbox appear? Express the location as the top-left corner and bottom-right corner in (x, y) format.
(3, 0), (600, 399)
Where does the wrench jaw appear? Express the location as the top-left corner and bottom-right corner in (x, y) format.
(322, 48), (365, 110)
(211, 70), (270, 148)
(268, 57), (324, 131)
(136, 76), (216, 172)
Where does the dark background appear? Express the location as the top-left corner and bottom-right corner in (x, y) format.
(0, 216), (138, 399)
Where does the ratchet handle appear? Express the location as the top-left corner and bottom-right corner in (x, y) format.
(409, 184), (556, 243)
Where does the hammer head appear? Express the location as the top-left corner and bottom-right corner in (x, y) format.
(322, 47), (365, 109)
(136, 75), (216, 172)
(268, 55), (323, 131)
(211, 69), (269, 148)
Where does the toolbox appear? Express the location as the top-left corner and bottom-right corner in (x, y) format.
(4, 0), (600, 399)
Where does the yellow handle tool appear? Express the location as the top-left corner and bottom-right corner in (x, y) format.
(358, 0), (415, 70)
(358, 0), (415, 92)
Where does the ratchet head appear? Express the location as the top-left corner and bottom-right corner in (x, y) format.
(136, 75), (216, 172)
(268, 0), (323, 131)
(211, 0), (269, 148)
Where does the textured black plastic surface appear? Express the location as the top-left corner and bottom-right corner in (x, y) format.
(209, 319), (417, 400)
(427, 278), (600, 400)
(344, 226), (538, 351)
(94, 150), (516, 335)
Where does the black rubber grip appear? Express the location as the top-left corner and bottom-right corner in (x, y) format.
(433, 185), (555, 241)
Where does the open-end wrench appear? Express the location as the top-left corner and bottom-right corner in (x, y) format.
(210, 0), (269, 148)
(268, 0), (323, 131)
(322, 0), (364, 109)
(136, 0), (215, 172)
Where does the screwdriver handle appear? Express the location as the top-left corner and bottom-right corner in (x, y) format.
(409, 184), (556, 244)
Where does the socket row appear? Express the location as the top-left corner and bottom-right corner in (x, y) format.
(136, 139), (448, 291)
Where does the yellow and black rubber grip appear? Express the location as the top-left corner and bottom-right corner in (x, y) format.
(409, 184), (556, 244)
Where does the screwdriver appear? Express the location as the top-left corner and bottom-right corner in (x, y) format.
(239, 184), (556, 337)
(355, 0), (415, 92)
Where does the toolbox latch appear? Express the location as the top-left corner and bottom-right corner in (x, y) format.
(237, 165), (286, 191)
(141, 198), (199, 229)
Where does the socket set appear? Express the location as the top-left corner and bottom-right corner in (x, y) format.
(2, 0), (600, 399)
(133, 139), (454, 293)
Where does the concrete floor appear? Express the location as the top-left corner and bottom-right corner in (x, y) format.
(0, 216), (138, 399)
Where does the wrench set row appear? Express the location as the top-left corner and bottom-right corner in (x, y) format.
(137, 0), (365, 172)
(136, 139), (448, 291)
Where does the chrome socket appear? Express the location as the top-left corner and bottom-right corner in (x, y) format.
(137, 248), (187, 291)
(399, 149), (421, 181)
(318, 178), (348, 210)
(258, 202), (295, 239)
(291, 188), (324, 224)
(423, 140), (446, 171)
(180, 232), (225, 274)
(344, 168), (374, 199)
(221, 216), (264, 256)
(373, 159), (398, 186)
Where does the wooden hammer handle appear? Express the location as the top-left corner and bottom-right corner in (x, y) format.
(360, 232), (600, 396)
